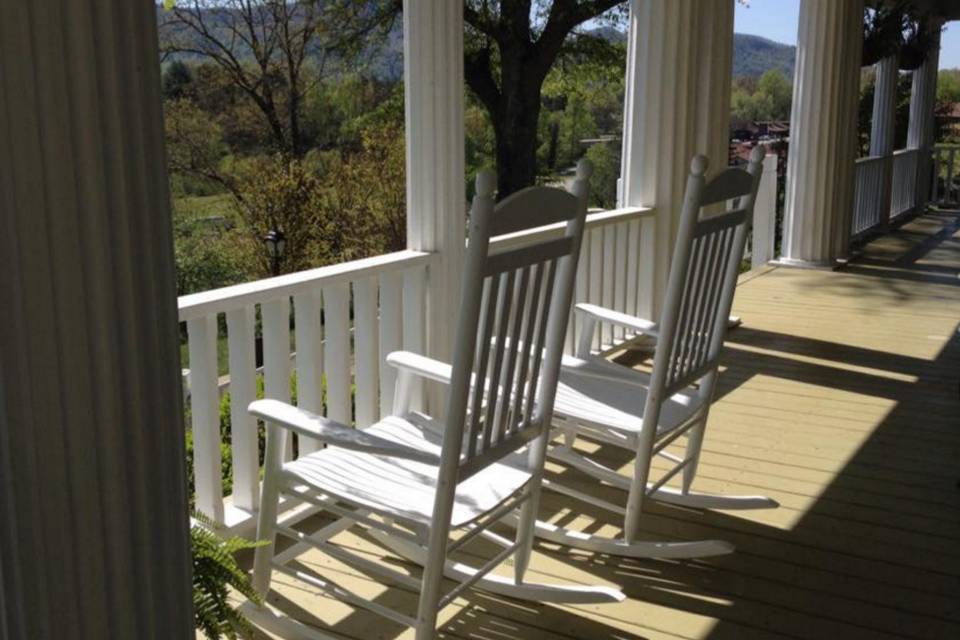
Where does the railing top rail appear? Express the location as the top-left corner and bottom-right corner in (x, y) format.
(178, 249), (436, 322)
(893, 147), (921, 157)
(178, 206), (652, 321)
(855, 155), (886, 165)
(934, 142), (960, 149)
(490, 205), (653, 250)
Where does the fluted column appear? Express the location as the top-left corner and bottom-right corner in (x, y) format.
(907, 23), (942, 206)
(0, 1), (192, 639)
(871, 55), (899, 226)
(781, 0), (864, 267)
(619, 0), (735, 315)
(403, 0), (466, 371)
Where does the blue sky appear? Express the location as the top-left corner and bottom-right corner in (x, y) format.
(734, 0), (960, 69)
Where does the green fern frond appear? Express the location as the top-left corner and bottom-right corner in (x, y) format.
(191, 514), (267, 639)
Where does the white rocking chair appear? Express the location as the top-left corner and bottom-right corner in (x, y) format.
(534, 146), (779, 560)
(248, 161), (623, 640)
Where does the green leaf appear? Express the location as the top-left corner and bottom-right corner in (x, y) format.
(163, 0), (176, 9)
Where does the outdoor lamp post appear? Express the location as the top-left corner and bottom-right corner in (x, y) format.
(263, 229), (286, 276)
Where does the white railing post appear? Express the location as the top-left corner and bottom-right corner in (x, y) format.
(403, 0), (465, 412)
(751, 154), (778, 269)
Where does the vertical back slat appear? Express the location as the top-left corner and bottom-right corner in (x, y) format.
(187, 314), (223, 523)
(523, 259), (558, 424)
(323, 283), (351, 426)
(353, 277), (380, 428)
(481, 271), (514, 451)
(493, 268), (528, 444)
(510, 264), (544, 432)
(683, 230), (722, 379)
(668, 235), (703, 385)
(696, 227), (735, 370)
(466, 277), (498, 457)
(226, 306), (258, 509)
(378, 271), (403, 416)
(294, 291), (323, 455)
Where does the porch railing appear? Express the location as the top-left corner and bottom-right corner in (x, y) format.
(180, 205), (652, 531)
(890, 148), (922, 220)
(851, 155), (887, 239)
(932, 143), (960, 206)
(179, 250), (434, 529)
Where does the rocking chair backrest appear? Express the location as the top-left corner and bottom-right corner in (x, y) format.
(444, 163), (591, 481)
(648, 147), (765, 410)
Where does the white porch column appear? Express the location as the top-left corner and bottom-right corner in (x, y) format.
(781, 0), (864, 267)
(619, 0), (734, 315)
(871, 55), (899, 225)
(907, 27), (942, 150)
(402, 1), (466, 375)
(0, 1), (191, 639)
(907, 23), (942, 206)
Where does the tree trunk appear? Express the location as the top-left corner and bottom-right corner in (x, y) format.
(494, 57), (544, 198)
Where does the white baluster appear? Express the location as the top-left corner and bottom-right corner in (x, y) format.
(187, 315), (223, 523)
(601, 226), (615, 347)
(294, 291), (323, 454)
(353, 277), (380, 428)
(378, 271), (403, 415)
(226, 306), (258, 511)
(570, 235), (590, 354)
(614, 221), (628, 341)
(626, 219), (641, 318)
(323, 282), (351, 426)
(262, 298), (292, 460)
(588, 228), (603, 351)
(402, 266), (426, 412)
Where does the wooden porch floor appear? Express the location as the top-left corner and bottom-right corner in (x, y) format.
(252, 209), (960, 640)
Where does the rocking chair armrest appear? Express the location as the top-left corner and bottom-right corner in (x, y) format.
(386, 351), (454, 385)
(560, 354), (651, 388)
(574, 303), (659, 338)
(248, 399), (441, 465)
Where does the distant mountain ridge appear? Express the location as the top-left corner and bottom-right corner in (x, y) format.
(585, 30), (795, 79)
(733, 33), (795, 78)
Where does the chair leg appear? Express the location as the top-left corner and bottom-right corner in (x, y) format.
(415, 493), (454, 640)
(682, 418), (706, 494)
(413, 561), (442, 640)
(512, 483), (539, 584)
(514, 433), (550, 583)
(252, 424), (286, 596)
(623, 443), (652, 543)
